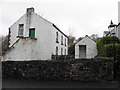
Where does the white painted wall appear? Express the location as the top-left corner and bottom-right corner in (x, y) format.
(9, 14), (26, 47)
(117, 2), (120, 39)
(75, 36), (98, 59)
(116, 25), (120, 39)
(3, 8), (68, 61)
(119, 1), (120, 23)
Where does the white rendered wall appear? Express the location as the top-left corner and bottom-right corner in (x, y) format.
(117, 2), (120, 39)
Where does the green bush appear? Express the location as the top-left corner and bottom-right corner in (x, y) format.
(97, 39), (106, 56)
(97, 36), (120, 79)
(97, 36), (120, 58)
(105, 44), (120, 60)
(98, 36), (120, 45)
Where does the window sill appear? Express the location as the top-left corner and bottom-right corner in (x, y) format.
(56, 41), (59, 43)
(16, 36), (24, 38)
(29, 37), (37, 40)
(16, 36), (37, 40)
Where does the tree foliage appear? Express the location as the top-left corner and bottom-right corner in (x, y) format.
(0, 35), (9, 55)
(68, 35), (76, 55)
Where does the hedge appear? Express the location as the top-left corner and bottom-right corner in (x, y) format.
(97, 36), (120, 79)
(2, 58), (114, 82)
(97, 36), (120, 45)
(105, 44), (120, 60)
(97, 36), (120, 57)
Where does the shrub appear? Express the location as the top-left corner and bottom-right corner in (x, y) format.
(97, 36), (120, 58)
(97, 36), (120, 79)
(98, 36), (120, 45)
(105, 44), (120, 60)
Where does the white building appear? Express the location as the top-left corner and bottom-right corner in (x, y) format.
(3, 7), (68, 61)
(75, 35), (98, 59)
(116, 23), (120, 39)
(117, 2), (120, 39)
(103, 31), (110, 37)
(103, 20), (120, 39)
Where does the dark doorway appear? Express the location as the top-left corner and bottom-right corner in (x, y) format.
(79, 45), (86, 58)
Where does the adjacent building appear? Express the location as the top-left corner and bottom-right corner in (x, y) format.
(117, 2), (120, 39)
(75, 35), (98, 59)
(103, 20), (120, 39)
(3, 7), (68, 61)
(116, 23), (120, 39)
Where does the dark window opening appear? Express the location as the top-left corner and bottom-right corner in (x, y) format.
(56, 46), (58, 55)
(65, 49), (66, 55)
(65, 38), (66, 46)
(61, 48), (63, 55)
(61, 35), (63, 45)
(56, 32), (59, 43)
(18, 24), (24, 36)
(29, 28), (35, 38)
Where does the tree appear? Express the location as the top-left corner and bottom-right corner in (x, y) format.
(68, 35), (76, 55)
(0, 35), (9, 55)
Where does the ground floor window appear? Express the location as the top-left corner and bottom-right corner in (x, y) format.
(65, 49), (66, 55)
(56, 46), (58, 55)
(61, 48), (63, 55)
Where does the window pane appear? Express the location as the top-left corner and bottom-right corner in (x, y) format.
(61, 48), (63, 55)
(18, 24), (24, 36)
(29, 28), (35, 38)
(61, 35), (63, 45)
(56, 32), (59, 43)
(65, 38), (66, 46)
(56, 46), (58, 55)
(65, 49), (66, 55)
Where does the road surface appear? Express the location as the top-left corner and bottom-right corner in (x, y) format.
(2, 78), (119, 88)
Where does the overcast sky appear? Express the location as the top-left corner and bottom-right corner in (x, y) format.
(0, 0), (119, 39)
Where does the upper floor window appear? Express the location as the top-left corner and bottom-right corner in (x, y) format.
(18, 24), (24, 36)
(61, 35), (63, 45)
(56, 32), (59, 43)
(29, 28), (35, 38)
(65, 38), (66, 46)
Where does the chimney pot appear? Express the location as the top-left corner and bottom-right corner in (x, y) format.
(27, 7), (34, 13)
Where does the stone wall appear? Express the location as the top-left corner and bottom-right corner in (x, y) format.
(2, 57), (114, 81)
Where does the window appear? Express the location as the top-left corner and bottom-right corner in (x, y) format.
(56, 32), (59, 43)
(61, 35), (63, 45)
(56, 46), (58, 55)
(29, 28), (35, 38)
(65, 38), (66, 46)
(61, 48), (63, 55)
(18, 24), (24, 36)
(65, 49), (66, 55)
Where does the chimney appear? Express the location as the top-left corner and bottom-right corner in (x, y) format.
(26, 7), (34, 34)
(26, 7), (34, 14)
